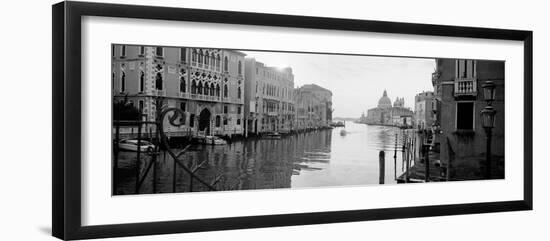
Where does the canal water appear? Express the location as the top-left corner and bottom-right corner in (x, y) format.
(114, 122), (411, 195)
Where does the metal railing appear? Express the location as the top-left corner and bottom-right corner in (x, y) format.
(154, 89), (166, 96)
(179, 92), (189, 98)
(454, 78), (477, 96)
(113, 107), (224, 195)
(189, 93), (221, 102)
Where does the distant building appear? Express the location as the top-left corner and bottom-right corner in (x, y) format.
(243, 58), (295, 135)
(299, 84), (333, 124)
(293, 84), (333, 130)
(112, 45), (245, 137)
(414, 91), (436, 130)
(364, 90), (414, 127)
(432, 59), (504, 179)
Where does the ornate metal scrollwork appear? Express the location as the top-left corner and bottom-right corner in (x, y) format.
(156, 107), (222, 191)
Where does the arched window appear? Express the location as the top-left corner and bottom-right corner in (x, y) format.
(210, 83), (215, 96)
(192, 49), (197, 62)
(215, 115), (221, 127)
(204, 51), (209, 66)
(139, 71), (144, 92)
(224, 85), (228, 97)
(224, 56), (228, 72)
(238, 61), (242, 75)
(216, 84), (220, 96)
(237, 87), (241, 99)
(180, 77), (186, 93)
(216, 54), (221, 68)
(120, 71), (126, 92)
(197, 82), (203, 95)
(155, 72), (162, 90)
(211, 53), (215, 67)
(155, 47), (163, 57)
(198, 51), (203, 64)
(191, 80), (197, 94)
(180, 48), (186, 62)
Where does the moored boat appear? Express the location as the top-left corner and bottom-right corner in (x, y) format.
(118, 139), (155, 152)
(197, 135), (227, 145)
(264, 132), (282, 139)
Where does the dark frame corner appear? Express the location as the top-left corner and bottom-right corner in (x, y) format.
(52, 1), (533, 240)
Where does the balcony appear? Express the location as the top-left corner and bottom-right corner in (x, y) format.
(267, 111), (278, 116)
(454, 78), (477, 96)
(222, 97), (242, 103)
(190, 94), (220, 102)
(203, 95), (221, 102)
(154, 89), (166, 96)
(179, 92), (189, 99)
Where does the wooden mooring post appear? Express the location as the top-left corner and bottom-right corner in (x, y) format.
(379, 151), (385, 184)
(405, 136), (410, 183)
(401, 130), (407, 172)
(113, 124), (120, 194)
(135, 122), (142, 194)
(394, 133), (397, 180)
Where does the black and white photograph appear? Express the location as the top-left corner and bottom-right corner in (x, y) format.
(1, 0), (545, 240)
(111, 45), (505, 195)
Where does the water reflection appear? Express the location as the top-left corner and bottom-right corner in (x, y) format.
(114, 122), (410, 195)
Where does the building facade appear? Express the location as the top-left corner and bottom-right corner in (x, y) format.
(293, 84), (333, 131)
(299, 84), (333, 125)
(432, 59), (505, 179)
(364, 90), (414, 127)
(414, 91), (436, 130)
(112, 45), (246, 137)
(243, 58), (295, 135)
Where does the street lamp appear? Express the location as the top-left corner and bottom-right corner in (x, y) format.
(481, 81), (497, 179)
(481, 106), (496, 129)
(482, 81), (496, 103)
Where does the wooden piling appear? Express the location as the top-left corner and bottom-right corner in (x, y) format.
(394, 133), (397, 180)
(152, 150), (157, 193)
(401, 130), (407, 172)
(379, 151), (385, 184)
(113, 124), (120, 194)
(405, 137), (410, 183)
(135, 122), (142, 194)
(189, 173), (194, 192)
(424, 143), (430, 182)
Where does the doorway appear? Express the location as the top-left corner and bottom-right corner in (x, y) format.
(198, 108), (211, 135)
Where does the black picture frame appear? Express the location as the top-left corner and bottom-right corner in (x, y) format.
(52, 1), (533, 240)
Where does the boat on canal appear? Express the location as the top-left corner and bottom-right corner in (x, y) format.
(118, 139), (155, 152)
(197, 135), (227, 145)
(264, 132), (282, 139)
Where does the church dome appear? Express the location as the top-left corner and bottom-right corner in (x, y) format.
(377, 90), (392, 108)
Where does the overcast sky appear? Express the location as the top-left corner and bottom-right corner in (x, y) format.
(242, 50), (436, 118)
